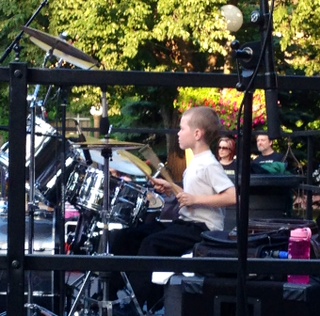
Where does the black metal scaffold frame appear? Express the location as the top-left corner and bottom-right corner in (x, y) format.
(1, 63), (320, 315)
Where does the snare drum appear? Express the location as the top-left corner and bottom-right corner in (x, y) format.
(146, 191), (164, 211)
(142, 191), (165, 223)
(76, 167), (119, 212)
(110, 181), (148, 227)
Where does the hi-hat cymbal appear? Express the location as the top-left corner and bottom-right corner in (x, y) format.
(72, 136), (143, 150)
(89, 149), (152, 177)
(22, 26), (100, 70)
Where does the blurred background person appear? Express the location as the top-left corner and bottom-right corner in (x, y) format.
(253, 133), (284, 164)
(217, 136), (237, 175)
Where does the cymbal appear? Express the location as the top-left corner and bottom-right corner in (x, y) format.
(89, 149), (152, 176)
(117, 150), (152, 176)
(22, 26), (99, 70)
(72, 136), (143, 150)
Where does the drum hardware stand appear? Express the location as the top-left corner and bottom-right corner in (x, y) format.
(67, 147), (143, 316)
(67, 90), (143, 316)
(52, 85), (76, 315)
(24, 303), (58, 316)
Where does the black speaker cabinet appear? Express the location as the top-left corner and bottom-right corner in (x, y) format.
(164, 275), (320, 316)
(0, 270), (56, 314)
(0, 217), (57, 314)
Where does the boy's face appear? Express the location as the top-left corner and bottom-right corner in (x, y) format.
(178, 115), (194, 150)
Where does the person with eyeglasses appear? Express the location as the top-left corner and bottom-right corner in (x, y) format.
(217, 137), (237, 175)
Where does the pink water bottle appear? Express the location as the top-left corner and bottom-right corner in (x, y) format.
(287, 227), (312, 284)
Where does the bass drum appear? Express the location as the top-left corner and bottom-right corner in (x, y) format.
(0, 116), (60, 179)
(0, 116), (71, 207)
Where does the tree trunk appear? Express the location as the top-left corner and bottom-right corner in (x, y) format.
(159, 91), (186, 183)
(167, 143), (186, 184)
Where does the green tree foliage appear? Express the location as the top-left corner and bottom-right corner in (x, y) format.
(0, 0), (50, 140)
(273, 0), (320, 76)
(2, 0), (320, 175)
(46, 0), (237, 123)
(45, 0), (240, 179)
(174, 87), (266, 131)
(272, 0), (320, 165)
(49, 0), (234, 71)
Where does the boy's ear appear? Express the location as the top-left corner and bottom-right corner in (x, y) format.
(194, 128), (204, 140)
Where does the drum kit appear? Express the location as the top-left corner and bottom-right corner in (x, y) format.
(0, 25), (170, 316)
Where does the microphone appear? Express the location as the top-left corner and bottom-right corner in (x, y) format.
(100, 89), (111, 137)
(261, 0), (281, 140)
(74, 120), (93, 166)
(265, 88), (281, 140)
(99, 116), (110, 137)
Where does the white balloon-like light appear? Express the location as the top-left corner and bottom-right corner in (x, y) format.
(221, 5), (243, 32)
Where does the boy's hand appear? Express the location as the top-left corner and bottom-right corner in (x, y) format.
(177, 192), (195, 207)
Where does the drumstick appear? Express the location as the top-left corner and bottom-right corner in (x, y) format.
(138, 145), (182, 196)
(116, 149), (154, 182)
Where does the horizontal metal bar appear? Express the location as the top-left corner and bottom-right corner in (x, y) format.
(0, 67), (318, 91)
(24, 69), (320, 90)
(0, 255), (314, 276)
(300, 184), (320, 193)
(26, 69), (241, 87)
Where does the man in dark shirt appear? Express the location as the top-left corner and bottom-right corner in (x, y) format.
(251, 134), (292, 217)
(253, 134), (284, 164)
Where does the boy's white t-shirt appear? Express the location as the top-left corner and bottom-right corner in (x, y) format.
(178, 150), (234, 231)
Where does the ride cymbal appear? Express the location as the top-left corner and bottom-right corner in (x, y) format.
(23, 26), (100, 70)
(72, 136), (143, 150)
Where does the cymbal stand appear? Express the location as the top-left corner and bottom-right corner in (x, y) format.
(98, 90), (144, 316)
(96, 88), (116, 315)
(67, 90), (143, 316)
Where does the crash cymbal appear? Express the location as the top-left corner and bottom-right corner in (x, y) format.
(117, 150), (152, 176)
(72, 136), (143, 150)
(23, 26), (99, 70)
(89, 149), (152, 176)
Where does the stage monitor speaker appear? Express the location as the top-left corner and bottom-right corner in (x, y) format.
(164, 275), (320, 316)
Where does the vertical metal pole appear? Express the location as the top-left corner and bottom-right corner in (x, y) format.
(261, 0), (281, 140)
(306, 136), (314, 219)
(7, 62), (28, 316)
(53, 96), (67, 315)
(236, 89), (253, 316)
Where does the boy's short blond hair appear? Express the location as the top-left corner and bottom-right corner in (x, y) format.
(183, 106), (221, 145)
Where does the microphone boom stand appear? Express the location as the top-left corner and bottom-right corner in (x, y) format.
(0, 0), (49, 64)
(236, 72), (254, 316)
